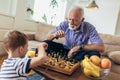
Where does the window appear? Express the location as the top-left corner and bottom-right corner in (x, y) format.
(32, 0), (67, 25)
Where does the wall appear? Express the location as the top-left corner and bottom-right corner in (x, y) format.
(85, 0), (120, 34)
(0, 0), (38, 55)
(0, 0), (17, 16)
(115, 8), (120, 35)
(10, 0), (17, 15)
(0, 0), (11, 14)
(64, 0), (74, 18)
(65, 0), (120, 35)
(0, 0), (119, 35)
(0, 14), (14, 54)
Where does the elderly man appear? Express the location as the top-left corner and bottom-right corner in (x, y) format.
(44, 6), (105, 61)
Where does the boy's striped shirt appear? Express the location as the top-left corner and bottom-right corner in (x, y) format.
(0, 57), (31, 80)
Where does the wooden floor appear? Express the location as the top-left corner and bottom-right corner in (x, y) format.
(0, 55), (8, 68)
(0, 54), (35, 76)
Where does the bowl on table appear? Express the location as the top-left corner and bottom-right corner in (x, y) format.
(81, 64), (110, 80)
(81, 55), (111, 80)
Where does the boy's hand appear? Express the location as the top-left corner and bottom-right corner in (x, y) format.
(39, 42), (48, 50)
(30, 42), (48, 68)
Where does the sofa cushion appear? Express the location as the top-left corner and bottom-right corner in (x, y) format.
(26, 34), (35, 40)
(101, 44), (120, 56)
(108, 51), (120, 64)
(105, 44), (120, 52)
(28, 40), (42, 50)
(111, 61), (120, 74)
(99, 33), (120, 45)
(35, 22), (55, 41)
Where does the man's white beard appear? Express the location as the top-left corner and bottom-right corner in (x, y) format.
(69, 23), (80, 31)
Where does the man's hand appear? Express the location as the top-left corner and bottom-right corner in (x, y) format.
(53, 30), (65, 38)
(47, 30), (65, 40)
(68, 46), (80, 58)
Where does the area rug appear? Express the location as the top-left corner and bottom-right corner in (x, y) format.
(27, 73), (48, 80)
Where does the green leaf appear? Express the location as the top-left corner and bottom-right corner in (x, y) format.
(31, 10), (34, 15)
(42, 14), (47, 23)
(49, 0), (58, 8)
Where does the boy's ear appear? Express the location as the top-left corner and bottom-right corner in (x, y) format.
(19, 46), (23, 53)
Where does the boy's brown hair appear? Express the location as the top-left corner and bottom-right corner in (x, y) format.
(3, 30), (28, 52)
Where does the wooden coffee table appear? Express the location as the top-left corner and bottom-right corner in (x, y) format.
(33, 67), (120, 80)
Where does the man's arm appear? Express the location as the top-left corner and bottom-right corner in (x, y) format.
(87, 24), (105, 52)
(83, 44), (105, 52)
(68, 44), (105, 58)
(46, 21), (68, 40)
(47, 33), (57, 40)
(47, 30), (65, 41)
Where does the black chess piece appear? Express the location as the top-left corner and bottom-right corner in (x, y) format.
(62, 53), (66, 60)
(56, 52), (59, 62)
(67, 57), (74, 62)
(50, 50), (54, 57)
(71, 59), (78, 64)
(35, 48), (38, 54)
(64, 56), (69, 61)
(59, 50), (63, 58)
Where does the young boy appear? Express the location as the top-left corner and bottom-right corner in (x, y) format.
(0, 30), (48, 80)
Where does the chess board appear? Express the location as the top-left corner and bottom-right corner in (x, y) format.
(40, 51), (80, 75)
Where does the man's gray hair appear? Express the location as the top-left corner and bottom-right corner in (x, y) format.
(68, 6), (84, 17)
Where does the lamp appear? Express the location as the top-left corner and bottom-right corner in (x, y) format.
(86, 0), (99, 9)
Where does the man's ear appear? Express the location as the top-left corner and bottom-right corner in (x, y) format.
(81, 18), (84, 22)
(65, 17), (68, 20)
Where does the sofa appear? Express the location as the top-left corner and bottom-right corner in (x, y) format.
(27, 22), (120, 75)
(0, 22), (120, 75)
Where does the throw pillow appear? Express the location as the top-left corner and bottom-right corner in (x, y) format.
(108, 51), (120, 64)
(35, 22), (55, 41)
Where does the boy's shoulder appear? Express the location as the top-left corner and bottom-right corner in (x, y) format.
(3, 57), (31, 65)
